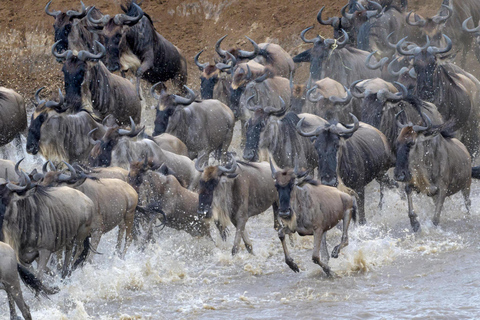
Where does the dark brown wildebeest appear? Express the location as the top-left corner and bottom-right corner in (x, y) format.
(0, 87), (26, 150)
(87, 1), (188, 94)
(406, 1), (480, 68)
(52, 40), (141, 125)
(242, 95), (327, 171)
(351, 79), (443, 150)
(270, 160), (357, 276)
(395, 34), (480, 157)
(394, 114), (471, 232)
(45, 1), (104, 54)
(194, 49), (234, 102)
(89, 118), (199, 190)
(128, 159), (210, 239)
(196, 157), (279, 255)
(0, 170), (94, 279)
(150, 83), (235, 166)
(40, 162), (138, 259)
(0, 242), (58, 320)
(26, 87), (105, 165)
(462, 16), (480, 65)
(293, 28), (381, 83)
(297, 114), (394, 224)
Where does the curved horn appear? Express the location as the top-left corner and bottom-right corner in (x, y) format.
(296, 117), (324, 137)
(336, 113), (359, 135)
(245, 94), (258, 111)
(427, 34), (453, 54)
(330, 29), (348, 49)
(237, 36), (259, 59)
(118, 117), (136, 136)
(194, 50), (209, 71)
(395, 110), (408, 128)
(35, 87), (46, 105)
(264, 97), (287, 116)
(173, 86), (196, 105)
(366, 0), (383, 19)
(14, 158), (24, 178)
(51, 40), (72, 60)
(317, 6), (339, 26)
(432, 4), (452, 25)
(194, 158), (204, 172)
(45, 88), (66, 111)
(6, 180), (28, 192)
(269, 157), (277, 179)
(306, 85), (323, 103)
(386, 32), (398, 49)
(350, 79), (365, 99)
(114, 2), (144, 26)
(88, 128), (101, 145)
(254, 71), (269, 83)
(388, 57), (409, 76)
(341, 3), (354, 20)
(409, 67), (417, 79)
(77, 40), (106, 61)
(330, 87), (352, 106)
(396, 37), (419, 56)
(45, 1), (61, 17)
(462, 17), (480, 33)
(245, 64), (253, 81)
(215, 35), (229, 58)
(378, 81), (408, 101)
(300, 26), (319, 44)
(150, 82), (164, 100)
(66, 1), (87, 18)
(87, 6), (109, 26)
(365, 51), (388, 70)
(63, 161), (78, 178)
(218, 156), (238, 174)
(406, 11), (426, 27)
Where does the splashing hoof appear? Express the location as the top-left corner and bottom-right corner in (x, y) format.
(286, 258), (299, 273)
(411, 219), (421, 232)
(331, 246), (340, 259)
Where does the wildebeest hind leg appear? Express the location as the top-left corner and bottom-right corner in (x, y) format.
(312, 230), (331, 276)
(231, 218), (247, 256)
(405, 185), (420, 232)
(332, 207), (353, 258)
(432, 191), (446, 227)
(279, 227), (299, 273)
(242, 228), (254, 254)
(116, 222), (126, 256)
(321, 233), (329, 263)
(357, 188), (366, 225)
(7, 284), (31, 320)
(6, 290), (18, 320)
(462, 187), (471, 215)
(36, 249), (51, 281)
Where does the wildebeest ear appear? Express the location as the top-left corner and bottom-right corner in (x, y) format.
(226, 173), (238, 179)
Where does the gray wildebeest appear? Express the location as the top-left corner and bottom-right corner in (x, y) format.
(0, 87), (26, 152)
(0, 170), (94, 278)
(52, 40), (141, 125)
(87, 1), (188, 94)
(394, 113), (471, 232)
(0, 242), (58, 320)
(40, 162), (138, 259)
(296, 114), (394, 224)
(89, 118), (199, 190)
(406, 1), (480, 68)
(196, 157), (279, 255)
(293, 28), (381, 83)
(150, 83), (235, 166)
(270, 160), (357, 276)
(394, 34), (480, 157)
(45, 0), (104, 54)
(26, 87), (105, 166)
(242, 95), (327, 171)
(462, 16), (480, 65)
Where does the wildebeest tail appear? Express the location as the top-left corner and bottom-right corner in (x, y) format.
(17, 264), (59, 298)
(351, 196), (357, 223)
(472, 166), (480, 179)
(73, 236), (91, 270)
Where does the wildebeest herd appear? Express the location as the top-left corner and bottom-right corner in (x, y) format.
(2, 0), (480, 318)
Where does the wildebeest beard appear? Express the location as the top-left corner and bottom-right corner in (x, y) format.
(90, 140), (116, 167)
(200, 74), (219, 99)
(394, 142), (412, 182)
(197, 178), (219, 219)
(26, 113), (47, 155)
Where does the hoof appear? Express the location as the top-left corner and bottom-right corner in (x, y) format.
(331, 246), (340, 259)
(359, 218), (367, 225)
(411, 219), (421, 232)
(432, 217), (440, 227)
(231, 247), (238, 256)
(245, 244), (254, 255)
(286, 258), (299, 273)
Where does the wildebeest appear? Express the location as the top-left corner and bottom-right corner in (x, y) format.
(296, 114), (394, 224)
(293, 28), (381, 83)
(406, 1), (480, 68)
(0, 87), (26, 150)
(26, 87), (105, 165)
(0, 242), (58, 320)
(45, 0), (103, 54)
(151, 83), (235, 166)
(395, 34), (480, 156)
(462, 16), (480, 65)
(87, 1), (188, 94)
(242, 96), (327, 171)
(194, 49), (234, 102)
(196, 157), (279, 255)
(128, 159), (209, 238)
(351, 79), (443, 150)
(394, 114), (471, 231)
(89, 119), (199, 189)
(153, 133), (189, 157)
(0, 170), (94, 278)
(41, 162), (138, 258)
(72, 163), (129, 181)
(270, 160), (357, 275)
(52, 40), (141, 125)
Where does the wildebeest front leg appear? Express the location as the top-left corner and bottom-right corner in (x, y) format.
(278, 227), (299, 272)
(231, 217), (249, 256)
(272, 202), (280, 231)
(357, 187), (366, 225)
(432, 190), (447, 227)
(6, 290), (18, 320)
(242, 228), (254, 254)
(320, 233), (329, 263)
(312, 229), (331, 276)
(332, 206), (353, 258)
(62, 247), (73, 279)
(7, 283), (31, 320)
(405, 185), (420, 232)
(36, 249), (51, 281)
(462, 187), (471, 215)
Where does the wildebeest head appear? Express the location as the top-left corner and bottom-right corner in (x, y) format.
(46, 1), (87, 54)
(341, 0), (384, 47)
(317, 5), (353, 40)
(86, 2), (143, 72)
(229, 61), (266, 118)
(243, 95), (287, 161)
(306, 79), (352, 122)
(196, 156), (238, 219)
(293, 27), (349, 81)
(89, 117), (144, 167)
(128, 156), (151, 193)
(52, 40), (106, 109)
(150, 83), (196, 136)
(394, 34), (452, 101)
(406, 4), (452, 45)
(26, 87), (68, 155)
(215, 34), (259, 63)
(393, 111), (430, 182)
(195, 50), (235, 99)
(297, 113), (359, 186)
